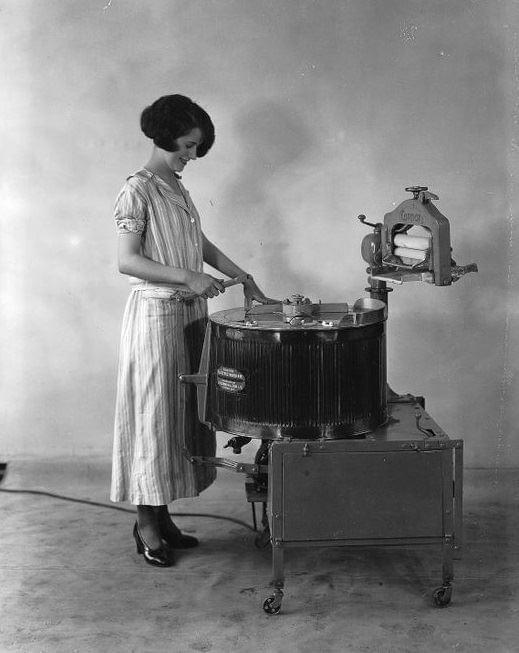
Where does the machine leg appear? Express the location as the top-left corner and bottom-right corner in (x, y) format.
(432, 537), (454, 607)
(453, 445), (463, 560)
(251, 503), (258, 532)
(254, 502), (271, 548)
(263, 545), (284, 615)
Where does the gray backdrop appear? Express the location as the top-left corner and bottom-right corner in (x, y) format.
(1, 0), (516, 468)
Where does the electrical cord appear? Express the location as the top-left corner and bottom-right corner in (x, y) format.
(0, 487), (256, 532)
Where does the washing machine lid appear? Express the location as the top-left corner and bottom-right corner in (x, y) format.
(210, 295), (387, 330)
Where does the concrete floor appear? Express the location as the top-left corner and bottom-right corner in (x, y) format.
(0, 457), (518, 653)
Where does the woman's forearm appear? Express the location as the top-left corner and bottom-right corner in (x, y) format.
(202, 234), (248, 279)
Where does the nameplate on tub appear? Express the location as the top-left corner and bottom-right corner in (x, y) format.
(216, 367), (246, 393)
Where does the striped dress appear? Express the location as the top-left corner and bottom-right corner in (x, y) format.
(111, 169), (216, 505)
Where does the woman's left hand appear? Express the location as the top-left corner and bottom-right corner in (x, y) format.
(242, 275), (278, 305)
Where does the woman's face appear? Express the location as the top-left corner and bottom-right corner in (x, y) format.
(164, 127), (203, 173)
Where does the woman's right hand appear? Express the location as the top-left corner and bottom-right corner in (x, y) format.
(186, 271), (225, 298)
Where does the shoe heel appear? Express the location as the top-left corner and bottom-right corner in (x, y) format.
(133, 521), (173, 567)
(133, 523), (144, 554)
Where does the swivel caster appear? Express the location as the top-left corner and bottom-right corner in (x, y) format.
(432, 584), (452, 607)
(263, 589), (283, 614)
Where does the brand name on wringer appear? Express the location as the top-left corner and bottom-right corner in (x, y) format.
(401, 211), (424, 225)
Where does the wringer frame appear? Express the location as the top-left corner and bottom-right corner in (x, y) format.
(180, 186), (477, 614)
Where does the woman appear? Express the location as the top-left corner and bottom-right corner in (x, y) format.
(111, 94), (271, 567)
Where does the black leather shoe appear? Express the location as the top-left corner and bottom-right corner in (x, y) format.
(133, 522), (174, 567)
(159, 521), (199, 549)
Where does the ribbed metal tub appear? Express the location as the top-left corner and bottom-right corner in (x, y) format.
(206, 299), (388, 439)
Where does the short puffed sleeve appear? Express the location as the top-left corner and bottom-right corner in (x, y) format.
(114, 178), (148, 236)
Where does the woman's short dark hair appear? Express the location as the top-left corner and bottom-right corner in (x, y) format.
(140, 94), (215, 157)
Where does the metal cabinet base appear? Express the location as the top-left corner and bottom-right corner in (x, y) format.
(262, 403), (463, 614)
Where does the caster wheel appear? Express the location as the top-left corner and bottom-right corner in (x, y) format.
(262, 592), (282, 615)
(432, 585), (452, 607)
(263, 596), (281, 614)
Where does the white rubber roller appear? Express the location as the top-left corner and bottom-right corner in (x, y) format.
(393, 233), (431, 250)
(393, 246), (427, 261)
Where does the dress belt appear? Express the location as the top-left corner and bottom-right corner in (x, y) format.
(130, 281), (198, 302)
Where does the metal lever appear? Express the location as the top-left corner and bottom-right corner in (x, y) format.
(451, 263), (478, 280)
(172, 273), (251, 302)
(222, 273), (252, 289)
(184, 451), (268, 475)
(219, 273), (254, 311)
(358, 214), (378, 228)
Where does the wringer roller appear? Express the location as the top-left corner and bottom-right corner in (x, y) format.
(180, 186), (477, 614)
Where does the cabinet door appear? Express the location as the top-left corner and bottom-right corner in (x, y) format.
(279, 450), (445, 542)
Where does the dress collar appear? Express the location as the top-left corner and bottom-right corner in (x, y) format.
(140, 168), (190, 211)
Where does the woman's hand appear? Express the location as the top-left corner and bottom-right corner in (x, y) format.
(242, 275), (277, 304)
(186, 271), (225, 298)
